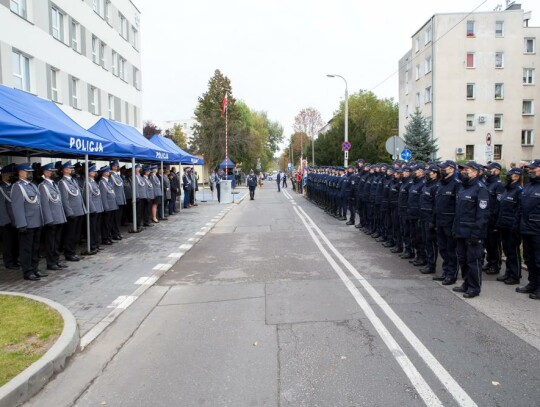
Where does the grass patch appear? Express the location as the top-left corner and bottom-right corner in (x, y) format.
(0, 295), (63, 387)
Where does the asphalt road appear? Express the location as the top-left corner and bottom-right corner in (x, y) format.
(31, 186), (540, 406)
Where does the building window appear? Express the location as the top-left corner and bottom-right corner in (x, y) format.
(405, 104), (409, 118)
(111, 51), (118, 76)
(12, 51), (30, 92)
(89, 86), (99, 115)
(494, 144), (502, 160)
(495, 52), (504, 68)
(494, 114), (503, 130)
(466, 83), (475, 99)
(523, 100), (534, 115)
(105, 1), (111, 23)
(119, 57), (126, 80)
(49, 67), (59, 102)
(495, 83), (504, 99)
(131, 26), (138, 49)
(522, 130), (534, 146)
(467, 20), (475, 37)
(10, 0), (27, 19)
(523, 68), (535, 85)
(406, 58), (411, 72)
(70, 77), (79, 108)
(405, 80), (409, 96)
(465, 145), (474, 160)
(425, 26), (432, 44)
(525, 38), (536, 54)
(91, 36), (99, 64)
(415, 64), (420, 80)
(133, 106), (138, 126)
(125, 101), (130, 124)
(119, 13), (128, 40)
(425, 56), (432, 74)
(71, 21), (81, 53)
(415, 37), (420, 53)
(466, 52), (475, 68)
(495, 21), (504, 37)
(424, 86), (432, 103)
(466, 114), (475, 130)
(100, 42), (106, 68)
(415, 92), (420, 108)
(51, 6), (64, 42)
(133, 67), (140, 89)
(108, 94), (114, 119)
(93, 0), (105, 18)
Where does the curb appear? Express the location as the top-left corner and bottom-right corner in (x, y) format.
(0, 292), (79, 407)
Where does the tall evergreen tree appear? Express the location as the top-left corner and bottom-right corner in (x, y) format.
(403, 108), (438, 162)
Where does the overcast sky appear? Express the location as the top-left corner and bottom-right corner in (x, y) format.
(139, 0), (538, 150)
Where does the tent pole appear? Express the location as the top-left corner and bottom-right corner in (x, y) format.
(85, 154), (91, 254)
(200, 161), (207, 202)
(132, 157), (137, 232)
(161, 161), (164, 219)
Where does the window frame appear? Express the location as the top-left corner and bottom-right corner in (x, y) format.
(108, 94), (115, 119)
(495, 21), (504, 37)
(425, 56), (432, 74)
(522, 100), (534, 115)
(466, 114), (475, 130)
(495, 83), (504, 100)
(466, 83), (475, 99)
(493, 144), (502, 160)
(10, 0), (27, 19)
(415, 64), (420, 80)
(495, 52), (504, 68)
(425, 26), (432, 45)
(415, 92), (421, 108)
(99, 41), (106, 68)
(465, 145), (474, 160)
(521, 130), (534, 146)
(119, 56), (126, 81)
(89, 86), (99, 115)
(51, 6), (64, 42)
(466, 20), (475, 37)
(424, 86), (432, 103)
(71, 20), (81, 53)
(111, 51), (118, 76)
(50, 67), (59, 102)
(119, 13), (128, 40)
(12, 50), (30, 92)
(91, 35), (99, 64)
(524, 38), (536, 54)
(70, 76), (79, 109)
(523, 68), (535, 85)
(494, 114), (503, 130)
(466, 52), (475, 68)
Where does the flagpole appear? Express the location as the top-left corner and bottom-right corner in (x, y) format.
(225, 96), (228, 180)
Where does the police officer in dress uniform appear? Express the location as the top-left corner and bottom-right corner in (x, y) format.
(142, 167), (155, 226)
(109, 160), (126, 240)
(99, 166), (118, 244)
(247, 170), (258, 200)
(11, 163), (45, 281)
(182, 167), (193, 208)
(121, 165), (133, 226)
(398, 166), (414, 258)
(133, 164), (147, 232)
(59, 161), (86, 261)
(407, 164), (427, 267)
(388, 168), (402, 250)
(83, 165), (104, 254)
(150, 166), (163, 222)
(516, 159), (540, 300)
(419, 164), (439, 274)
(39, 163), (68, 271)
(495, 167), (523, 285)
(0, 164), (19, 270)
(432, 160), (461, 285)
(482, 162), (505, 275)
(452, 161), (490, 298)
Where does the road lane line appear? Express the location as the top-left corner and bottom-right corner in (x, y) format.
(297, 206), (477, 407)
(293, 206), (443, 406)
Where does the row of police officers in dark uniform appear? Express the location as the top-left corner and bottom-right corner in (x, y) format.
(305, 158), (540, 300)
(0, 160), (178, 281)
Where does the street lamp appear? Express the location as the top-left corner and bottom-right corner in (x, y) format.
(327, 74), (348, 167)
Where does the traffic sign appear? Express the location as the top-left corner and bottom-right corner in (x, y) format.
(342, 141), (351, 151)
(486, 133), (492, 146)
(401, 149), (412, 161)
(287, 163), (292, 170)
(385, 135), (406, 158)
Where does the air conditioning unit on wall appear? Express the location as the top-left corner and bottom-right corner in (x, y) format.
(478, 116), (486, 123)
(456, 147), (465, 155)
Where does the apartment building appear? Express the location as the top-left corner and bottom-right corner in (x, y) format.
(0, 0), (141, 130)
(399, 2), (539, 166)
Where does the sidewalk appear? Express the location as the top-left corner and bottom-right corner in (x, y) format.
(0, 191), (245, 338)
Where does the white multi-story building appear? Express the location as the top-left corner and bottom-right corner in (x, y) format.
(399, 2), (539, 166)
(160, 118), (198, 146)
(0, 0), (141, 130)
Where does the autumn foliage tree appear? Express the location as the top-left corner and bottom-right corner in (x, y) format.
(293, 108), (324, 165)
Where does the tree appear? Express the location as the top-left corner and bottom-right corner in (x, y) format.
(165, 124), (188, 150)
(293, 108), (324, 166)
(143, 120), (161, 139)
(403, 108), (438, 162)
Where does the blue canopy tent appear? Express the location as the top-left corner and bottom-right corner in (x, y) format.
(0, 84), (114, 157)
(148, 134), (204, 165)
(88, 118), (180, 162)
(219, 157), (235, 169)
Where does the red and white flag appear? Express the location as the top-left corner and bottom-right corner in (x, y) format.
(221, 93), (228, 116)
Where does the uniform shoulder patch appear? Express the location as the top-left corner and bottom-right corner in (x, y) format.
(479, 199), (488, 209)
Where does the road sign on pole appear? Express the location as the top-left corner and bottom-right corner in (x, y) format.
(401, 149), (412, 161)
(486, 133), (492, 146)
(385, 135), (406, 159)
(342, 141), (351, 151)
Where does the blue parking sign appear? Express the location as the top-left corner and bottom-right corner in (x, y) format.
(401, 149), (412, 161)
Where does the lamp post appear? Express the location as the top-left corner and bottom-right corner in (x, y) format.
(327, 74), (348, 167)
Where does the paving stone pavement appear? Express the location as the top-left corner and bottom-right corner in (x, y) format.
(0, 190), (246, 336)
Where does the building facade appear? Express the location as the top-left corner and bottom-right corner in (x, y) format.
(0, 0), (141, 130)
(399, 3), (539, 166)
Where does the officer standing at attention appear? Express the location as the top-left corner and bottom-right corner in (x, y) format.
(11, 163), (45, 281)
(247, 170), (258, 200)
(142, 166), (155, 225)
(83, 165), (104, 254)
(99, 166), (118, 245)
(495, 167), (523, 285)
(59, 161), (86, 262)
(516, 159), (540, 300)
(109, 160), (126, 240)
(39, 163), (68, 271)
(346, 166), (358, 225)
(0, 164), (19, 270)
(453, 161), (490, 298)
(150, 166), (163, 222)
(433, 161), (460, 285)
(276, 171), (281, 192)
(134, 163), (147, 232)
(419, 164), (439, 274)
(407, 164), (427, 267)
(398, 166), (413, 258)
(483, 162), (505, 275)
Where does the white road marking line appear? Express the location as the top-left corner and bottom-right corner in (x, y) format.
(296, 205), (477, 407)
(293, 206), (443, 407)
(179, 243), (193, 251)
(282, 190), (293, 200)
(188, 237), (197, 243)
(135, 277), (150, 285)
(168, 252), (183, 258)
(206, 222), (214, 226)
(152, 263), (172, 272)
(195, 231), (205, 236)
